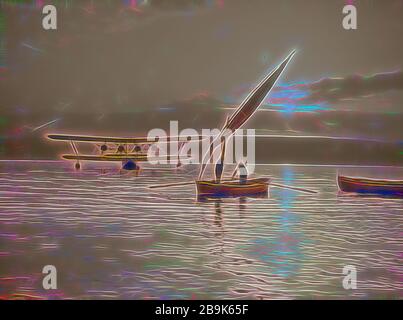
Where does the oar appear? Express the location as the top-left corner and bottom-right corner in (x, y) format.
(270, 182), (317, 194)
(148, 180), (195, 189)
(149, 178), (318, 194)
(148, 178), (240, 189)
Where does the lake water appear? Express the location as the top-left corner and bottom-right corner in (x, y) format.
(0, 161), (402, 299)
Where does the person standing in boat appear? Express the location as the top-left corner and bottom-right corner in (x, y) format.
(214, 137), (226, 183)
(231, 160), (248, 184)
(215, 161), (224, 183)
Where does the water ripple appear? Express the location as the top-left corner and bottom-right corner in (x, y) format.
(0, 162), (402, 299)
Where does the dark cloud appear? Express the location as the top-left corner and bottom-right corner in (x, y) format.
(300, 71), (403, 103)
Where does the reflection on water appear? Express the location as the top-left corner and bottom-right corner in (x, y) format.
(244, 167), (303, 279)
(0, 162), (402, 299)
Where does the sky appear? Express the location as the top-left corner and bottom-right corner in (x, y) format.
(0, 0), (402, 160)
(0, 0), (402, 114)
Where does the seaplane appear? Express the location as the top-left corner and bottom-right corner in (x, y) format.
(46, 133), (203, 171)
(47, 49), (296, 174)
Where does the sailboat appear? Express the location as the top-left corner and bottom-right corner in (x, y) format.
(195, 50), (296, 198)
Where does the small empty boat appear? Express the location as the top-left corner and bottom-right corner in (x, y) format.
(337, 175), (403, 197)
(196, 178), (270, 198)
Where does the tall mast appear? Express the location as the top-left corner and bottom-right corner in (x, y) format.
(198, 49), (296, 179)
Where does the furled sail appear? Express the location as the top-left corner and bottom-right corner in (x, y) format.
(198, 49), (297, 179)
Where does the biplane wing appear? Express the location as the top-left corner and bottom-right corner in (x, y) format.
(62, 154), (183, 162)
(48, 134), (156, 144)
(62, 154), (149, 161)
(47, 133), (207, 170)
(47, 134), (204, 144)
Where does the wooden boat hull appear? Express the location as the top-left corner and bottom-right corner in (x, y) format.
(338, 175), (403, 197)
(196, 178), (270, 198)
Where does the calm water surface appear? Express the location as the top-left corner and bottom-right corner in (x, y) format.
(0, 162), (402, 299)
